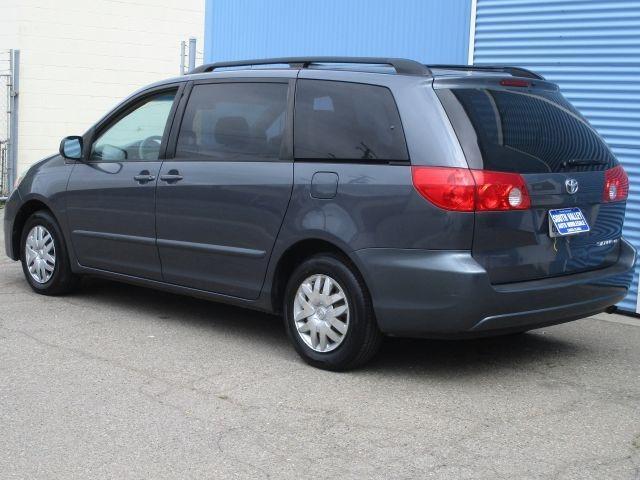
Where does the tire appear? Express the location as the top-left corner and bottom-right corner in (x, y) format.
(283, 253), (382, 371)
(20, 210), (79, 295)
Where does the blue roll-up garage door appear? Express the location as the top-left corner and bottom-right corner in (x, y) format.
(472, 0), (640, 312)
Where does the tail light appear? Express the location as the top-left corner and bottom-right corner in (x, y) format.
(411, 166), (531, 212)
(411, 167), (475, 211)
(603, 165), (629, 202)
(471, 170), (531, 211)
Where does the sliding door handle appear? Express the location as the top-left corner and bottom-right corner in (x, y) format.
(159, 170), (183, 183)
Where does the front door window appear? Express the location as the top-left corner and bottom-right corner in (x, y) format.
(90, 91), (176, 161)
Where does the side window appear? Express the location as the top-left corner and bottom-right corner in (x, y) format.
(90, 90), (177, 161)
(175, 82), (288, 161)
(294, 80), (408, 161)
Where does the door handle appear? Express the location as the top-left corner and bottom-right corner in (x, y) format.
(133, 171), (156, 184)
(159, 170), (183, 183)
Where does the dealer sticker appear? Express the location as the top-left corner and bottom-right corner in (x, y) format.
(548, 207), (590, 237)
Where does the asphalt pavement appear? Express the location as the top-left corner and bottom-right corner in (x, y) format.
(1, 219), (640, 479)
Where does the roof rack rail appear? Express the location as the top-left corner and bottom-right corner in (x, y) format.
(427, 64), (545, 80)
(190, 57), (431, 76)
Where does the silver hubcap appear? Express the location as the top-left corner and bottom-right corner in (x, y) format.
(293, 274), (349, 353)
(25, 225), (56, 284)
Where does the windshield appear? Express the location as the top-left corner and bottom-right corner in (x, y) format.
(436, 87), (616, 173)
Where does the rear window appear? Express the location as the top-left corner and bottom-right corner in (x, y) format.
(294, 80), (408, 162)
(436, 87), (616, 173)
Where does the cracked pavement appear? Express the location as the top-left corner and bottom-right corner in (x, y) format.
(1, 223), (640, 479)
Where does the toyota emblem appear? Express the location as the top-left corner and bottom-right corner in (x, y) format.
(565, 178), (579, 195)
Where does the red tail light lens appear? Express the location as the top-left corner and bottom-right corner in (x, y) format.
(411, 167), (531, 212)
(471, 170), (531, 211)
(603, 165), (629, 202)
(411, 167), (475, 211)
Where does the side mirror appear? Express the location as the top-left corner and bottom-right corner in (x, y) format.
(59, 136), (83, 160)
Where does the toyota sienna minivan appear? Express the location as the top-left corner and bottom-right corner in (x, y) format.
(4, 57), (635, 370)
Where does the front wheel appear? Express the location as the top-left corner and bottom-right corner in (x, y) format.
(20, 210), (79, 295)
(283, 254), (382, 371)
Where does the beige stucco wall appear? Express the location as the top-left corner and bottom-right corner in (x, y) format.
(1, 0), (204, 174)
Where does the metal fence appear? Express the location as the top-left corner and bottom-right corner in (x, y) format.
(0, 49), (18, 199)
(179, 38), (203, 75)
(0, 140), (7, 198)
(0, 52), (10, 197)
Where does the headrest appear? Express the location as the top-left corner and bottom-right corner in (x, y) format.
(214, 116), (250, 148)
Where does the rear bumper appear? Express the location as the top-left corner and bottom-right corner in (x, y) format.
(354, 239), (636, 338)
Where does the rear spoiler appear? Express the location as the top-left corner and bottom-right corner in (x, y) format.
(427, 65), (545, 80)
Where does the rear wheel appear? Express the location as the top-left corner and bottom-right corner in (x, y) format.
(284, 254), (382, 370)
(20, 211), (79, 295)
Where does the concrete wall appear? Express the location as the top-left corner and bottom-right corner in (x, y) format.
(1, 0), (204, 174)
(0, 1), (19, 52)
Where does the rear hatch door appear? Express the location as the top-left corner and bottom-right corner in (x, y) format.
(435, 78), (626, 284)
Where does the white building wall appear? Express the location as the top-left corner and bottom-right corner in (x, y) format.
(1, 0), (204, 174)
(0, 1), (19, 51)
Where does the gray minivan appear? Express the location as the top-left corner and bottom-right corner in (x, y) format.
(3, 57), (635, 370)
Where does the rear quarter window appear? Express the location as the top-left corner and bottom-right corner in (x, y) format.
(294, 80), (408, 162)
(436, 87), (616, 173)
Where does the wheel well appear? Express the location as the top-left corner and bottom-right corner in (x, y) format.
(11, 200), (53, 259)
(271, 239), (359, 314)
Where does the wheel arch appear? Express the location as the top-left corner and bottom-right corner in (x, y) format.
(11, 197), (58, 260)
(269, 237), (370, 315)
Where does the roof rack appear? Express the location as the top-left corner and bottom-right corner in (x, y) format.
(190, 57), (431, 76)
(427, 64), (545, 80)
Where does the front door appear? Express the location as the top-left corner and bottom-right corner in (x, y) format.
(66, 87), (180, 280)
(156, 80), (294, 299)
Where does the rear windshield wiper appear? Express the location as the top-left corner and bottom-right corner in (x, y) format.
(561, 159), (609, 169)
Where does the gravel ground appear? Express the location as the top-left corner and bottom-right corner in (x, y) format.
(1, 221), (640, 479)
